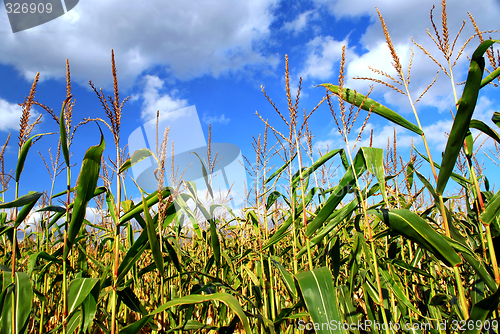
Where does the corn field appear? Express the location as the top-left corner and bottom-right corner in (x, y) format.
(1, 2), (500, 333)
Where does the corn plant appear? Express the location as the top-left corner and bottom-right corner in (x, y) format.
(0, 1), (499, 333)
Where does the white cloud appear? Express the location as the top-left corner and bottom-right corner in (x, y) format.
(313, 139), (335, 154)
(0, 97), (42, 133)
(0, 0), (280, 88)
(283, 10), (315, 34)
(141, 75), (188, 120)
(202, 112), (230, 125)
(0, 98), (23, 132)
(299, 36), (349, 81)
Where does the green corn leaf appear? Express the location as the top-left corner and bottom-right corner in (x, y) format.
(360, 147), (387, 205)
(67, 278), (99, 316)
(265, 152), (297, 185)
(295, 267), (342, 334)
(117, 286), (148, 315)
(306, 149), (366, 237)
(264, 186), (322, 250)
(64, 127), (105, 259)
(337, 285), (361, 333)
(14, 191), (42, 228)
(270, 256), (297, 299)
(415, 171), (439, 204)
(320, 84), (423, 135)
(436, 40), (498, 194)
(469, 119), (500, 145)
(291, 149), (342, 188)
(415, 148), (471, 187)
(60, 96), (72, 167)
(209, 218), (221, 268)
(105, 189), (119, 226)
(166, 320), (218, 332)
(35, 205), (66, 213)
(0, 283), (14, 318)
(481, 189), (500, 226)
(117, 229), (148, 285)
(407, 162), (414, 190)
(16, 133), (54, 183)
(27, 251), (61, 276)
(0, 192), (42, 209)
(378, 265), (421, 315)
(0, 272), (32, 334)
(371, 208), (461, 267)
(119, 316), (153, 334)
(492, 111), (500, 128)
(480, 65), (500, 88)
(66, 310), (81, 334)
(301, 199), (358, 255)
(464, 130), (474, 159)
(141, 193), (164, 277)
(118, 187), (172, 226)
(119, 148), (154, 174)
(149, 293), (251, 334)
(173, 192), (202, 238)
(51, 186), (106, 200)
(464, 287), (500, 334)
(164, 237), (181, 273)
(81, 281), (99, 333)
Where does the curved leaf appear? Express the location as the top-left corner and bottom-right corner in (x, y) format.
(118, 187), (172, 226)
(16, 133), (54, 183)
(141, 193), (164, 277)
(64, 127), (105, 259)
(291, 149), (342, 188)
(372, 208), (462, 267)
(60, 96), (72, 167)
(270, 256), (297, 299)
(481, 189), (500, 226)
(14, 191), (42, 228)
(119, 316), (153, 334)
(0, 192), (42, 209)
(437, 40), (498, 194)
(295, 267), (342, 334)
(149, 293), (251, 333)
(119, 148), (154, 174)
(470, 119), (500, 145)
(306, 149), (366, 237)
(319, 84), (423, 135)
(464, 287), (500, 334)
(67, 278), (99, 316)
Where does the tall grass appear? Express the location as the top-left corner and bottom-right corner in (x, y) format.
(0, 2), (499, 333)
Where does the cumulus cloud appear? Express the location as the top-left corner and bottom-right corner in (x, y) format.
(141, 75), (188, 120)
(283, 10), (316, 34)
(0, 97), (42, 134)
(0, 98), (23, 132)
(0, 0), (280, 88)
(299, 36), (350, 81)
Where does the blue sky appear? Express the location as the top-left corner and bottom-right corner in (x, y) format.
(0, 0), (500, 219)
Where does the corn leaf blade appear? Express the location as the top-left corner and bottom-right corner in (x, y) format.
(436, 40), (498, 194)
(295, 267), (342, 334)
(319, 84), (423, 135)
